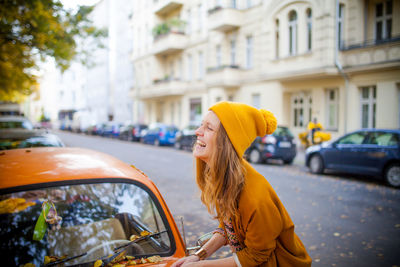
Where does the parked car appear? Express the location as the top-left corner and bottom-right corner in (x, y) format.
(305, 129), (400, 187)
(101, 122), (123, 138)
(119, 123), (148, 142)
(0, 115), (33, 130)
(0, 129), (65, 150)
(0, 147), (186, 266)
(174, 124), (198, 150)
(141, 123), (178, 146)
(244, 126), (297, 164)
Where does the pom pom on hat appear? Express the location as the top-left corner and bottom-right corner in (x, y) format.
(260, 109), (277, 135)
(209, 101), (277, 158)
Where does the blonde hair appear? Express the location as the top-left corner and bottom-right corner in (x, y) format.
(195, 123), (245, 221)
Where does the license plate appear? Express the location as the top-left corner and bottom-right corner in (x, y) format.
(279, 141), (291, 148)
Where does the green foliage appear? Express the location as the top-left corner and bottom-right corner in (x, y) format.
(152, 18), (186, 38)
(0, 0), (107, 102)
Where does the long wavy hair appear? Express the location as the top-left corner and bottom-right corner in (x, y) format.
(195, 123), (245, 222)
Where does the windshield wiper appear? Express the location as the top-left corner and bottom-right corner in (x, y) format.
(101, 230), (168, 266)
(44, 230), (168, 267)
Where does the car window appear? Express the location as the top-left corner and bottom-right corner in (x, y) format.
(366, 132), (399, 146)
(273, 126), (293, 137)
(0, 182), (172, 266)
(337, 132), (367, 145)
(0, 120), (33, 130)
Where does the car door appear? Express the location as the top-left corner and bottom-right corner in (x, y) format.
(357, 131), (400, 175)
(323, 131), (368, 173)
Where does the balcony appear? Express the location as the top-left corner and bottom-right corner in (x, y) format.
(339, 36), (400, 71)
(206, 65), (243, 88)
(140, 78), (187, 99)
(154, 0), (184, 16)
(153, 32), (187, 56)
(152, 20), (187, 56)
(208, 7), (242, 32)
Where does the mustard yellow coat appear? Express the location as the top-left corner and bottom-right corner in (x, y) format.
(225, 161), (312, 266)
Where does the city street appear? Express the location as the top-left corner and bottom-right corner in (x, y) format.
(56, 130), (400, 267)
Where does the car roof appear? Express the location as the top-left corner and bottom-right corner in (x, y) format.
(352, 128), (400, 134)
(0, 147), (149, 190)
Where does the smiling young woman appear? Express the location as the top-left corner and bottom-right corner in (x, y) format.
(172, 101), (312, 267)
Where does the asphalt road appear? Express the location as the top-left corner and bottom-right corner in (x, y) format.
(55, 130), (400, 267)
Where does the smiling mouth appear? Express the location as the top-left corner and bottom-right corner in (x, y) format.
(196, 140), (206, 147)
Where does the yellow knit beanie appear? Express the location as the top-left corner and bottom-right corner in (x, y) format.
(209, 101), (277, 158)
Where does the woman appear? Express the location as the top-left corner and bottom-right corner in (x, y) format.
(172, 101), (311, 267)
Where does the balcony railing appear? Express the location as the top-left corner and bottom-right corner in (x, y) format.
(154, 0), (184, 16)
(340, 35), (400, 51)
(140, 78), (187, 99)
(206, 65), (243, 87)
(339, 35), (400, 69)
(207, 6), (242, 32)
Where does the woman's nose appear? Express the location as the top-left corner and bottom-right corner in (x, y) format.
(195, 126), (203, 136)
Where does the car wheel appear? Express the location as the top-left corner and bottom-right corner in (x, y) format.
(174, 141), (182, 150)
(249, 149), (262, 164)
(309, 154), (324, 174)
(384, 163), (400, 188)
(154, 139), (160, 146)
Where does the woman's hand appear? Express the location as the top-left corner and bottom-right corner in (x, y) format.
(171, 255), (200, 267)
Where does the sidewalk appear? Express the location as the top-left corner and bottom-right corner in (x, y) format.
(293, 146), (306, 167)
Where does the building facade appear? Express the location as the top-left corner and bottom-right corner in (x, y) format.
(130, 0), (400, 138)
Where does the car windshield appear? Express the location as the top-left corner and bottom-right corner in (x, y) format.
(0, 181), (172, 266)
(273, 127), (293, 137)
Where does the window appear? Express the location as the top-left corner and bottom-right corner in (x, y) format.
(375, 0), (392, 41)
(198, 4), (202, 31)
(306, 8), (312, 51)
(338, 131), (367, 145)
(246, 36), (253, 69)
(198, 51), (204, 79)
(179, 58), (183, 80)
(247, 0), (252, 8)
(216, 45), (222, 68)
(360, 86), (376, 128)
(187, 54), (193, 81)
(292, 94), (312, 128)
(288, 10), (297, 55)
(230, 39), (236, 66)
(169, 62), (174, 80)
(187, 9), (191, 34)
(231, 0), (237, 8)
(326, 89), (339, 130)
(275, 19), (280, 59)
(190, 98), (202, 123)
(366, 132), (399, 146)
(252, 94), (261, 109)
(338, 3), (344, 49)
(171, 102), (175, 124)
(293, 97), (303, 127)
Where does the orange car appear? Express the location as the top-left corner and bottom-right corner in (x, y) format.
(0, 147), (186, 266)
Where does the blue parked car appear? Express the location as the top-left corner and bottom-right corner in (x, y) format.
(141, 123), (178, 146)
(244, 126), (297, 164)
(305, 129), (400, 188)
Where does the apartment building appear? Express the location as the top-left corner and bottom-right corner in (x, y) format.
(130, 0), (400, 138)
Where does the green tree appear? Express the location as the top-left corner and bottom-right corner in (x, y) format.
(0, 0), (107, 102)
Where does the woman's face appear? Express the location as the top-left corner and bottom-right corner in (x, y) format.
(193, 111), (220, 164)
